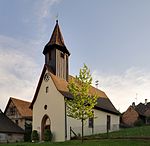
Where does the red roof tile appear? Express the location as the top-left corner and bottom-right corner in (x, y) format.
(5, 97), (32, 117)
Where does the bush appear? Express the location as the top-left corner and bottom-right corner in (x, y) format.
(31, 130), (39, 142)
(134, 119), (144, 127)
(44, 129), (53, 141)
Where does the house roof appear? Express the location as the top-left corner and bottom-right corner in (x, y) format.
(43, 20), (70, 55)
(0, 110), (24, 134)
(135, 102), (150, 116)
(4, 97), (32, 118)
(30, 65), (119, 115)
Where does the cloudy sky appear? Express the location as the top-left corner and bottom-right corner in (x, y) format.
(0, 0), (150, 112)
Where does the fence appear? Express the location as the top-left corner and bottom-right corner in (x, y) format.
(70, 124), (119, 139)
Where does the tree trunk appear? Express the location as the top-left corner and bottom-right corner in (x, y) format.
(81, 118), (84, 142)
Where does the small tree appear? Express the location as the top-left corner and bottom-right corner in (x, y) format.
(31, 130), (39, 142)
(44, 129), (53, 141)
(66, 64), (98, 142)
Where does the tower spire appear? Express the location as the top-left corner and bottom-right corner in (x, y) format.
(43, 21), (70, 55)
(43, 21), (70, 81)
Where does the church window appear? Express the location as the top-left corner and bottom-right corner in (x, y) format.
(89, 117), (94, 128)
(46, 86), (49, 93)
(44, 105), (47, 110)
(49, 51), (51, 60)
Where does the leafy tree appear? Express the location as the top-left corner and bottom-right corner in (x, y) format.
(66, 64), (99, 142)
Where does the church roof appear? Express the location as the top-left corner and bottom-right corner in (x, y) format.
(43, 20), (70, 55)
(0, 110), (24, 134)
(30, 65), (119, 115)
(4, 97), (32, 118)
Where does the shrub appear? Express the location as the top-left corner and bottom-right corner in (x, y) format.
(134, 119), (144, 127)
(31, 130), (39, 142)
(44, 129), (53, 141)
(24, 123), (32, 142)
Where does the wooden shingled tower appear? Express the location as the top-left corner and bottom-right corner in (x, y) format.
(43, 20), (70, 81)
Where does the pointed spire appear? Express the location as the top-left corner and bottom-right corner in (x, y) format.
(43, 21), (70, 55)
(48, 20), (65, 47)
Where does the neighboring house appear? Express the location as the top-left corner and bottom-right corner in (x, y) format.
(0, 110), (24, 143)
(30, 20), (120, 142)
(122, 100), (150, 126)
(4, 97), (32, 130)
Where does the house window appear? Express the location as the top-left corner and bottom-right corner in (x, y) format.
(10, 107), (15, 115)
(46, 86), (49, 93)
(89, 117), (94, 128)
(107, 115), (111, 130)
(15, 120), (18, 125)
(60, 52), (64, 58)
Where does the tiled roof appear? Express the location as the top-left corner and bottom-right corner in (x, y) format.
(5, 97), (32, 117)
(43, 21), (70, 55)
(135, 102), (150, 116)
(30, 65), (119, 115)
(0, 110), (24, 134)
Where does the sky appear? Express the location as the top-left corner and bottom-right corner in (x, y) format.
(0, 0), (150, 112)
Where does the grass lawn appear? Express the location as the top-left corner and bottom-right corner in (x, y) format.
(2, 126), (150, 146)
(4, 140), (150, 146)
(88, 125), (150, 139)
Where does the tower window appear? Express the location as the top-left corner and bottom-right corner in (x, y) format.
(46, 86), (49, 93)
(60, 52), (64, 58)
(49, 51), (51, 60)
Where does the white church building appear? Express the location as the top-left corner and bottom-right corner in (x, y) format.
(30, 21), (120, 141)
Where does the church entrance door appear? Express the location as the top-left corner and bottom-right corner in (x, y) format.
(41, 115), (51, 140)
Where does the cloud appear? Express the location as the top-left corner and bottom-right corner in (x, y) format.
(0, 35), (41, 111)
(29, 0), (62, 41)
(35, 0), (61, 19)
(92, 67), (150, 112)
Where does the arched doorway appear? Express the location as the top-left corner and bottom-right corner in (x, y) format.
(41, 114), (51, 140)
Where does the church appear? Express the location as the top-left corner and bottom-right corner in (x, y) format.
(30, 21), (120, 141)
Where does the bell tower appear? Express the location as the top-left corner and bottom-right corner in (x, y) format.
(43, 20), (70, 81)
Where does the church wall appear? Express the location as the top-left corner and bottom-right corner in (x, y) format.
(67, 109), (119, 140)
(94, 109), (120, 133)
(32, 70), (66, 142)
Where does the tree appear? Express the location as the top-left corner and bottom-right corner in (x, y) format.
(66, 64), (99, 142)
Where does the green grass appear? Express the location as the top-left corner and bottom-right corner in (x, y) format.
(4, 140), (150, 146)
(2, 126), (150, 146)
(95, 125), (150, 138)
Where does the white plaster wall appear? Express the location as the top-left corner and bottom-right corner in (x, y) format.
(32, 70), (66, 142)
(67, 109), (120, 140)
(94, 109), (120, 133)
